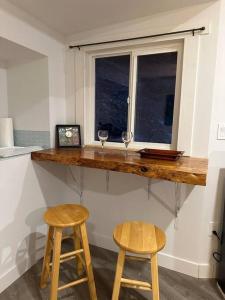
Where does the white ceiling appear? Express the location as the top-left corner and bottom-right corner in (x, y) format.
(7, 0), (215, 37)
(0, 37), (45, 68)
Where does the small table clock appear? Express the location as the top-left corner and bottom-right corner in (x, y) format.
(56, 125), (81, 148)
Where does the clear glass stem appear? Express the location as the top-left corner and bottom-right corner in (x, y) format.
(101, 141), (104, 151)
(125, 143), (128, 157)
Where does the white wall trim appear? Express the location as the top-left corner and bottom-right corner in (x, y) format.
(84, 40), (183, 150)
(0, 248), (44, 294)
(74, 33), (201, 155)
(176, 36), (200, 155)
(158, 252), (214, 279)
(88, 230), (214, 279)
(0, 229), (214, 294)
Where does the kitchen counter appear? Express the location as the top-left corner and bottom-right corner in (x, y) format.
(31, 147), (208, 186)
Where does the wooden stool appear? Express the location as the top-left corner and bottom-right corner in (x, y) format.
(40, 204), (97, 300)
(112, 221), (166, 300)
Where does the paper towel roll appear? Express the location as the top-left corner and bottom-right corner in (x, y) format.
(0, 118), (14, 147)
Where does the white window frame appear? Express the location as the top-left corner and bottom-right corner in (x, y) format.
(129, 45), (183, 149)
(84, 39), (196, 152)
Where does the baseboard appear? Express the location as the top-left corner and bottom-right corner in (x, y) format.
(88, 230), (213, 279)
(0, 249), (43, 294)
(158, 252), (213, 278)
(0, 231), (214, 294)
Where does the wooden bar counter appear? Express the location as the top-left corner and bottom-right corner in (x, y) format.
(31, 147), (208, 186)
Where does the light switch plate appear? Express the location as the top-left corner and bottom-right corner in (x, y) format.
(217, 123), (225, 140)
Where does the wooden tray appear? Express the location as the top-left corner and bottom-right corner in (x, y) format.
(137, 148), (184, 161)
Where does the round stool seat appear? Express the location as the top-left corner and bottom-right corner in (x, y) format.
(113, 221), (166, 254)
(44, 204), (89, 228)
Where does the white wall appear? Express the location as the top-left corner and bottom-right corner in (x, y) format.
(0, 3), (66, 145)
(0, 3), (68, 293)
(68, 2), (219, 158)
(0, 68), (8, 117)
(66, 1), (222, 278)
(198, 0), (225, 276)
(0, 0), (224, 294)
(0, 155), (75, 292)
(7, 58), (49, 131)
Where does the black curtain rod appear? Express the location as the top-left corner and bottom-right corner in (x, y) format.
(69, 26), (205, 50)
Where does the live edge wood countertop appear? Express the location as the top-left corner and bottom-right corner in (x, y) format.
(31, 147), (208, 186)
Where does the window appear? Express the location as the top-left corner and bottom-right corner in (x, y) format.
(134, 52), (178, 144)
(88, 42), (182, 149)
(95, 55), (130, 142)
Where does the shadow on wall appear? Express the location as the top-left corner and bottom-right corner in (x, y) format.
(65, 166), (194, 237)
(28, 163), (195, 241)
(0, 158), (77, 293)
(0, 159), (195, 294)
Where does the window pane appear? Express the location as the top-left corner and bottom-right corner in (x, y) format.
(95, 55), (130, 142)
(134, 52), (178, 144)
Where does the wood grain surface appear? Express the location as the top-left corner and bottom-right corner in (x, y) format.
(44, 204), (89, 228)
(113, 221), (166, 254)
(31, 147), (208, 186)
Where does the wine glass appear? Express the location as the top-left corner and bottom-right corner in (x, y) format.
(122, 131), (133, 155)
(98, 130), (108, 152)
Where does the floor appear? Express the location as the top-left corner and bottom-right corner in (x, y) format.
(0, 242), (223, 300)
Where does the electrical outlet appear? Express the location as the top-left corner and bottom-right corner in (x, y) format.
(208, 221), (219, 237)
(217, 123), (225, 140)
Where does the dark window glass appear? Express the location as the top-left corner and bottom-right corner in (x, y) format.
(134, 52), (178, 144)
(95, 55), (130, 142)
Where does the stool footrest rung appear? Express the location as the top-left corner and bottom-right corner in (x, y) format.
(58, 277), (88, 291)
(62, 234), (73, 241)
(60, 249), (83, 259)
(121, 278), (152, 291)
(59, 255), (76, 264)
(49, 249), (84, 266)
(125, 254), (150, 262)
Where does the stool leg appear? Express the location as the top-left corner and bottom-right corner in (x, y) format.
(50, 228), (62, 300)
(40, 226), (54, 288)
(73, 226), (83, 276)
(80, 223), (97, 300)
(151, 253), (160, 300)
(112, 249), (125, 300)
